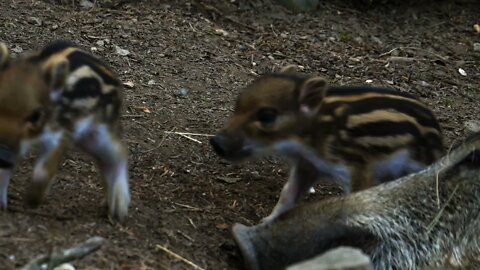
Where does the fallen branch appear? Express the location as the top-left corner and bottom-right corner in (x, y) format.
(20, 236), (105, 270)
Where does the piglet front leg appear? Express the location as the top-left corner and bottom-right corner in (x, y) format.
(261, 141), (349, 224)
(271, 140), (350, 190)
(261, 161), (319, 224)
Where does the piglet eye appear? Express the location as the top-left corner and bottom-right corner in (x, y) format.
(257, 107), (278, 123)
(25, 110), (43, 124)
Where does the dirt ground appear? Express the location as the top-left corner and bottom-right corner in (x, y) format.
(0, 0), (479, 269)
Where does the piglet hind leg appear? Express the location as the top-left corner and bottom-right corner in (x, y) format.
(75, 122), (130, 222)
(26, 130), (67, 207)
(0, 169), (13, 210)
(372, 150), (426, 184)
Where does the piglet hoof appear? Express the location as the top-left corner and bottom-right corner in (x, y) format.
(107, 186), (130, 222)
(260, 206), (291, 225)
(108, 201), (129, 223)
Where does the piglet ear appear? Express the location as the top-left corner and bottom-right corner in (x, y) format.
(279, 64), (299, 74)
(298, 76), (328, 115)
(0, 43), (10, 69)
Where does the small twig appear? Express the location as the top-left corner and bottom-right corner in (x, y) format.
(186, 217), (197, 229)
(380, 46), (448, 62)
(173, 202), (203, 211)
(426, 184), (460, 235)
(270, 23), (278, 37)
(177, 230), (194, 242)
(141, 128), (173, 154)
(188, 22), (198, 33)
(20, 236), (105, 270)
(179, 134), (202, 144)
(156, 244), (206, 270)
(434, 142), (456, 208)
(163, 131), (214, 137)
(379, 47), (400, 57)
(163, 131), (211, 144)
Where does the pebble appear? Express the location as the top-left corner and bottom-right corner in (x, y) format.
(178, 87), (189, 97)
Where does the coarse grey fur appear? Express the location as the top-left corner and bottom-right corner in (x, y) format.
(232, 132), (480, 270)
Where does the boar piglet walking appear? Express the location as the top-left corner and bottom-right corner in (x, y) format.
(210, 65), (444, 223)
(0, 40), (129, 221)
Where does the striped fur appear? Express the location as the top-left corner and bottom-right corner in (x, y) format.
(0, 40), (129, 221)
(211, 66), (445, 223)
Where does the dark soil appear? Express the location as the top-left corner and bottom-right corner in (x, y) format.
(0, 0), (479, 269)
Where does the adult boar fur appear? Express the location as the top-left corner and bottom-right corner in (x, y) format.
(233, 132), (480, 270)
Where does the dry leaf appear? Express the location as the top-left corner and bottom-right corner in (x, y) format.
(216, 223), (229, 230)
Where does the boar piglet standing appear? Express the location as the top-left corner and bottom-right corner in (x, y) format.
(0, 40), (129, 221)
(210, 65), (444, 223)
